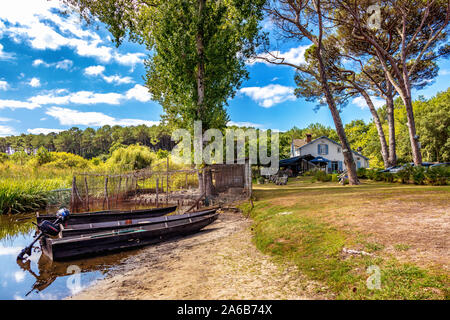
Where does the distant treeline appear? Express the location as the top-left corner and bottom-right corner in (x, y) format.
(0, 124), (175, 159)
(1, 88), (448, 166)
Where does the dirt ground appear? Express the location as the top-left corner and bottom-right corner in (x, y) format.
(69, 210), (330, 300)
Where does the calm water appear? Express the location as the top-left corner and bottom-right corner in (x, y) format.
(0, 205), (159, 300)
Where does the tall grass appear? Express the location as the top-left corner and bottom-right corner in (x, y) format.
(0, 179), (68, 214)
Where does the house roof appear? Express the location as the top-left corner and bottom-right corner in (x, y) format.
(292, 138), (308, 149)
(295, 136), (369, 160)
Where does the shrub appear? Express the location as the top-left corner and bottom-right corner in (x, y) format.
(382, 172), (394, 183)
(412, 166), (426, 185)
(36, 146), (53, 165)
(0, 153), (8, 163)
(425, 166), (449, 186)
(356, 167), (367, 179)
(313, 170), (332, 182)
(106, 145), (156, 172)
(366, 169), (383, 181)
(395, 164), (413, 184)
(42, 152), (91, 169)
(331, 174), (339, 182)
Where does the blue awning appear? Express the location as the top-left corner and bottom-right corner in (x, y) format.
(310, 156), (330, 163)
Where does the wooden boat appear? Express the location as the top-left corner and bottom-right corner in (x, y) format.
(40, 211), (219, 261)
(60, 208), (217, 237)
(36, 206), (177, 226)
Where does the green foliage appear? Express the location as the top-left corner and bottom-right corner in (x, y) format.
(356, 168), (367, 179)
(411, 166), (426, 185)
(395, 164), (414, 184)
(41, 152), (91, 169)
(36, 146), (53, 165)
(0, 179), (67, 214)
(311, 170), (332, 182)
(0, 153), (8, 163)
(424, 166), (449, 186)
(106, 145), (157, 172)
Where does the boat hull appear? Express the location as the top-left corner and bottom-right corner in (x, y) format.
(37, 206), (177, 226)
(41, 213), (219, 261)
(61, 208), (217, 237)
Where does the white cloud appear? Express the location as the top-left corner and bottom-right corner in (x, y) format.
(33, 58), (73, 70)
(84, 65), (105, 76)
(0, 99), (40, 110)
(439, 69), (450, 76)
(29, 77), (41, 87)
(240, 84), (296, 108)
(227, 121), (264, 128)
(102, 75), (134, 85)
(1, 85), (151, 110)
(126, 84), (151, 102)
(84, 65), (134, 85)
(31, 90), (123, 105)
(0, 0), (144, 67)
(0, 117), (13, 122)
(248, 45), (311, 66)
(352, 96), (385, 110)
(46, 107), (159, 127)
(0, 80), (8, 90)
(113, 52), (145, 67)
(27, 128), (64, 134)
(0, 43), (14, 60)
(0, 125), (16, 136)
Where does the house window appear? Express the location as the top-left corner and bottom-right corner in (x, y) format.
(318, 144), (328, 155)
(337, 147), (341, 153)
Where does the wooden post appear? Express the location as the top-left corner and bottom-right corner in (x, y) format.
(104, 177), (109, 210)
(84, 176), (89, 212)
(71, 176), (76, 213)
(166, 157), (169, 204)
(156, 177), (159, 208)
(185, 173), (188, 189)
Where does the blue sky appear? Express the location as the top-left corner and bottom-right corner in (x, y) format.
(1, 0), (449, 136)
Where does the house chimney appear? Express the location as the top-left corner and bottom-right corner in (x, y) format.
(306, 133), (312, 143)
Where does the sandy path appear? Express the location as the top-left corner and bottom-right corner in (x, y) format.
(69, 210), (329, 300)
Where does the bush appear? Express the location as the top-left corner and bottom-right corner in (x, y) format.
(331, 174), (339, 182)
(356, 167), (367, 179)
(313, 170), (332, 182)
(382, 172), (394, 183)
(106, 145), (156, 171)
(425, 166), (449, 186)
(395, 164), (413, 184)
(36, 146), (53, 165)
(42, 152), (91, 169)
(366, 168), (383, 181)
(412, 166), (426, 185)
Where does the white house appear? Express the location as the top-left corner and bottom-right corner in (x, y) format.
(290, 134), (369, 173)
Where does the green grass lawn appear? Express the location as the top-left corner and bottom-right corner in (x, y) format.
(241, 177), (449, 300)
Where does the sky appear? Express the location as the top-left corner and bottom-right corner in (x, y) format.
(0, 0), (449, 137)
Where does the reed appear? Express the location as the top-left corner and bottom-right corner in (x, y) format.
(0, 178), (68, 214)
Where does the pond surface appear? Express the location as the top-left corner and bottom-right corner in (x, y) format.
(0, 205), (158, 300)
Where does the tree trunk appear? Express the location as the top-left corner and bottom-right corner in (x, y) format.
(397, 85), (422, 165)
(196, 0), (206, 120)
(404, 97), (422, 166)
(315, 52), (359, 185)
(359, 89), (389, 168)
(385, 90), (397, 167)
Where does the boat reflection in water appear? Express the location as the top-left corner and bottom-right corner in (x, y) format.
(15, 244), (144, 298)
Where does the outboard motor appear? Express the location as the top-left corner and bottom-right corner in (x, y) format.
(37, 220), (61, 237)
(17, 208), (70, 260)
